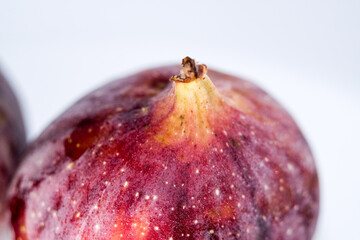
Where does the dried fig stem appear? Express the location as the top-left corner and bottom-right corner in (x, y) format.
(170, 57), (207, 83)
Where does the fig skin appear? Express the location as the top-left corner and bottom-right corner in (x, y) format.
(8, 58), (319, 240)
(0, 70), (26, 219)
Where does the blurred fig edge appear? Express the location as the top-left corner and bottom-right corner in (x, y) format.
(0, 70), (26, 225)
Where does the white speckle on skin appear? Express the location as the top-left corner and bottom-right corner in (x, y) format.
(135, 192), (139, 197)
(67, 162), (74, 170)
(230, 184), (234, 188)
(94, 224), (100, 231)
(124, 181), (129, 188)
(196, 169), (199, 174)
(145, 195), (150, 200)
(264, 184), (269, 190)
(209, 229), (214, 234)
(286, 228), (293, 235)
(223, 130), (228, 136)
(264, 157), (269, 162)
(215, 189), (220, 196)
(153, 195), (158, 200)
(154, 226), (159, 231)
(194, 220), (198, 224)
(287, 163), (294, 171)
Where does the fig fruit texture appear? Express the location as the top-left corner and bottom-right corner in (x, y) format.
(0, 70), (25, 220)
(8, 57), (319, 240)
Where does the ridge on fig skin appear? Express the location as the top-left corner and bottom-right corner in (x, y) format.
(7, 58), (318, 240)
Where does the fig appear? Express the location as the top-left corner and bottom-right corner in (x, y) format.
(8, 57), (319, 240)
(0, 70), (26, 221)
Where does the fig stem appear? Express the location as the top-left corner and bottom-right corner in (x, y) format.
(170, 57), (207, 83)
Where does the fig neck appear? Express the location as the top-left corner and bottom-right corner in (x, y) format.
(153, 57), (225, 146)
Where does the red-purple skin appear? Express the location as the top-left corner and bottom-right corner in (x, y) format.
(0, 70), (26, 215)
(8, 65), (319, 240)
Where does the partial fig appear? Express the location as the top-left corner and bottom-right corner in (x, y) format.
(8, 58), (318, 240)
(0, 70), (26, 221)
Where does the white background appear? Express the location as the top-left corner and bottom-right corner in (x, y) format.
(0, 0), (359, 239)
